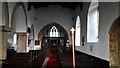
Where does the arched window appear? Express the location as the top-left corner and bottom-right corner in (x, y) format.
(75, 16), (81, 46)
(87, 0), (99, 43)
(50, 26), (58, 37)
(13, 33), (17, 45)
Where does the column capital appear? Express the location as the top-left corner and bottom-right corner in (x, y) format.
(0, 25), (11, 32)
(16, 32), (27, 35)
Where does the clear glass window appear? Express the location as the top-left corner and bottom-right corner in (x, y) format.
(87, 0), (99, 43)
(50, 26), (58, 37)
(75, 16), (81, 46)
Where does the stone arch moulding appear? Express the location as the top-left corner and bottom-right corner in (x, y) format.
(38, 22), (69, 45)
(109, 16), (120, 68)
(30, 24), (34, 40)
(109, 17), (120, 34)
(2, 2), (9, 27)
(10, 2), (28, 33)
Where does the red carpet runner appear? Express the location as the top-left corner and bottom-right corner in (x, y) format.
(46, 49), (58, 68)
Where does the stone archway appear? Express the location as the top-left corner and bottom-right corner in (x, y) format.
(2, 2), (9, 27)
(11, 2), (27, 32)
(109, 17), (120, 68)
(38, 22), (69, 45)
(10, 2), (28, 53)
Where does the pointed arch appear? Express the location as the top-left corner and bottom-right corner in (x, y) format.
(11, 2), (27, 32)
(109, 17), (120, 67)
(2, 2), (9, 27)
(50, 26), (59, 37)
(38, 22), (68, 44)
(109, 17), (120, 34)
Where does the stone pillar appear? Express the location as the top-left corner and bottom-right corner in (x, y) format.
(16, 32), (27, 53)
(0, 26), (10, 60)
(109, 33), (119, 68)
(118, 33), (120, 68)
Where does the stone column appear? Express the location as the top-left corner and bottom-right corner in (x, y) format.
(109, 33), (119, 68)
(0, 26), (11, 60)
(118, 33), (120, 68)
(16, 32), (27, 53)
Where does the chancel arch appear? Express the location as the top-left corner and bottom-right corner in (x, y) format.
(38, 22), (68, 46)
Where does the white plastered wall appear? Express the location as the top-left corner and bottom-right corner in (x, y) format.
(28, 5), (74, 43)
(75, 2), (119, 61)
